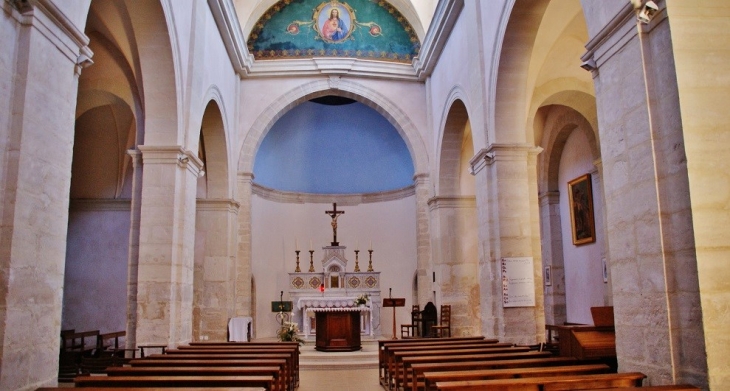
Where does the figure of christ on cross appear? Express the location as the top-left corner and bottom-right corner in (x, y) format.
(325, 203), (345, 246)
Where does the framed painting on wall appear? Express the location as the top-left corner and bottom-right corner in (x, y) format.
(567, 174), (596, 246)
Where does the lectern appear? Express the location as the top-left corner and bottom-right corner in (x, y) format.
(383, 298), (405, 339)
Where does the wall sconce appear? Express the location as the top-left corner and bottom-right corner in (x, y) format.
(637, 1), (659, 24)
(580, 59), (597, 72)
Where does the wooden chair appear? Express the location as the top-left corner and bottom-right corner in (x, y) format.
(401, 305), (421, 338)
(431, 305), (451, 338)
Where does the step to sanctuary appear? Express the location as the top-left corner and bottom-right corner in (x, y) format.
(298, 337), (379, 370)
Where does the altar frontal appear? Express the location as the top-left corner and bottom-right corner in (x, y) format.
(289, 203), (382, 349)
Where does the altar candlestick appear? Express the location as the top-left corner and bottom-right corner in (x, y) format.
(367, 248), (374, 272)
(308, 249), (315, 272)
(294, 249), (301, 273)
(354, 249), (360, 272)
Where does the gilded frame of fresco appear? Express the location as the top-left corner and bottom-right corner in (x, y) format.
(567, 174), (596, 246)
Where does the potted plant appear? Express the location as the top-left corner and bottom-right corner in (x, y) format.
(278, 321), (305, 345)
(354, 294), (370, 307)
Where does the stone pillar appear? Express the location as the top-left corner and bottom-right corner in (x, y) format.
(235, 173), (254, 322)
(0, 2), (89, 389)
(135, 146), (202, 346)
(427, 196), (480, 336)
(125, 149), (143, 350)
(194, 198), (240, 341)
(473, 145), (544, 345)
(538, 191), (565, 326)
(584, 5), (706, 386)
(413, 173), (434, 307)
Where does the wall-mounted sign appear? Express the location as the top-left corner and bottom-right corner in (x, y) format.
(501, 257), (535, 307)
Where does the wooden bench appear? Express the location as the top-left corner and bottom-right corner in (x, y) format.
(382, 341), (512, 388)
(433, 372), (646, 390)
(390, 346), (531, 390)
(378, 337), (489, 383)
(595, 386), (700, 391)
(40, 388), (264, 391)
(61, 330), (100, 353)
(408, 356), (585, 391)
(398, 351), (552, 391)
(74, 375), (274, 389)
(423, 363), (611, 390)
(106, 365), (284, 391)
(143, 353), (294, 391)
(166, 345), (299, 388)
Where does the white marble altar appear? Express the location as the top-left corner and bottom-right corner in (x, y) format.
(289, 246), (381, 337)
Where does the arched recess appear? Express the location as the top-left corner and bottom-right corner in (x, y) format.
(431, 97), (480, 336)
(63, 0), (145, 337)
(125, 0), (181, 146)
(491, 0), (551, 144)
(238, 79), (428, 175)
(537, 104), (605, 325)
(193, 98), (237, 342)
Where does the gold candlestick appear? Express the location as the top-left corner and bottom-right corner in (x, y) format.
(294, 250), (301, 272)
(367, 249), (374, 272)
(354, 250), (360, 272)
(308, 250), (315, 272)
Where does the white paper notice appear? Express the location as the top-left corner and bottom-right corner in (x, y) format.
(501, 257), (535, 307)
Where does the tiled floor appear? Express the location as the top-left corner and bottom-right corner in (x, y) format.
(298, 368), (383, 391)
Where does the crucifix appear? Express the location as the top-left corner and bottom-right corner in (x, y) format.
(325, 202), (345, 246)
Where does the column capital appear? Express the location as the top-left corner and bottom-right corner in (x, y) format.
(138, 145), (204, 178)
(237, 172), (255, 184)
(470, 144), (543, 174)
(538, 191), (560, 206)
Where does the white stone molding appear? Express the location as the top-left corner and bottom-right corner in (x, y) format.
(138, 145), (205, 178)
(470, 144), (542, 175)
(252, 183), (415, 205)
(413, 0), (464, 80)
(195, 198), (241, 213)
(581, 2), (637, 76)
(207, 0), (253, 78)
(69, 199), (131, 211)
(427, 196), (476, 212)
(6, 0), (93, 74)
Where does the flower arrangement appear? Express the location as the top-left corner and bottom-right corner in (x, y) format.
(354, 294), (370, 306)
(278, 321), (305, 345)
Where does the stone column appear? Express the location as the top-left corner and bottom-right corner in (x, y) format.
(428, 196), (480, 336)
(538, 191), (565, 326)
(125, 149), (143, 350)
(235, 173), (254, 322)
(135, 146), (202, 346)
(194, 198), (240, 341)
(0, 2), (90, 389)
(413, 173), (434, 307)
(473, 144), (544, 345)
(584, 5), (706, 386)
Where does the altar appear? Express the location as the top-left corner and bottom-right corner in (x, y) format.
(288, 204), (382, 342)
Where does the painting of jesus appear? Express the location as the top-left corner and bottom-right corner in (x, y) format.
(317, 2), (352, 42)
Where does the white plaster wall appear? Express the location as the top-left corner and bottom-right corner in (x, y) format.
(251, 195), (417, 338)
(558, 130), (605, 325)
(63, 206), (130, 333)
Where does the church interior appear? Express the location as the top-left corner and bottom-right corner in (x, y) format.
(0, 0), (728, 390)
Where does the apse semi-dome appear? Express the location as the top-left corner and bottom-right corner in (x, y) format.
(248, 0), (420, 63)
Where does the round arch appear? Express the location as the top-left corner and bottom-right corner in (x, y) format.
(237, 79), (429, 177)
(436, 94), (474, 197)
(198, 95), (231, 199)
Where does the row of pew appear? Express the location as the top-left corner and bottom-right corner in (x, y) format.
(378, 336), (700, 391)
(43, 340), (301, 391)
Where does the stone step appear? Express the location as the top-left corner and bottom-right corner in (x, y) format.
(299, 338), (380, 370)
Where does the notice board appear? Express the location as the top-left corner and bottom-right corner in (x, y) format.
(501, 257), (535, 307)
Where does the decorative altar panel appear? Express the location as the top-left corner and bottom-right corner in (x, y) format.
(288, 245), (381, 337)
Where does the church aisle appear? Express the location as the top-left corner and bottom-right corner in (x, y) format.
(298, 368), (382, 391)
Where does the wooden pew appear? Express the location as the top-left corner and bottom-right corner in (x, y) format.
(61, 330), (100, 353)
(433, 372), (646, 390)
(399, 351), (552, 391)
(106, 366), (284, 391)
(382, 341), (510, 388)
(390, 346), (532, 390)
(73, 375), (274, 389)
(143, 353), (294, 391)
(423, 363), (611, 390)
(166, 346), (299, 388)
(596, 386), (700, 391)
(40, 388), (265, 391)
(409, 356), (585, 391)
(378, 336), (488, 383)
